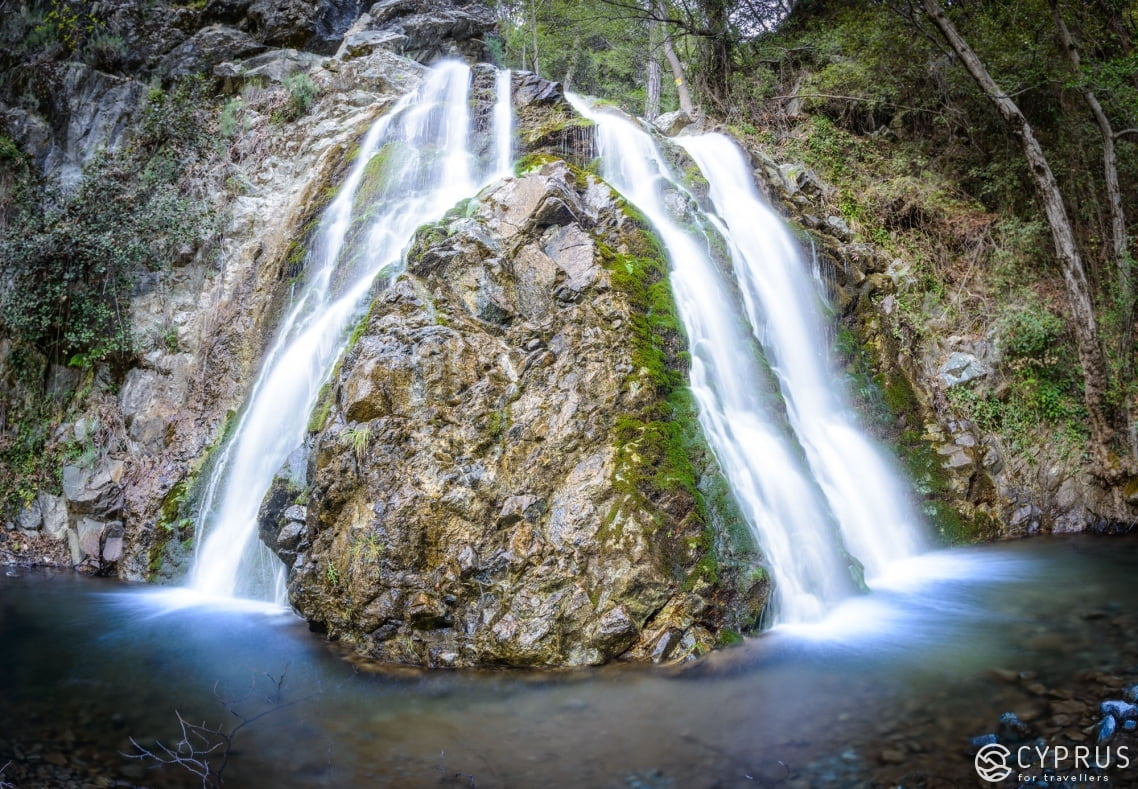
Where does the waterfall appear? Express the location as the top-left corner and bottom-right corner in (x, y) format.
(678, 135), (925, 581)
(568, 98), (924, 623)
(493, 69), (513, 179)
(568, 97), (855, 622)
(189, 62), (512, 603)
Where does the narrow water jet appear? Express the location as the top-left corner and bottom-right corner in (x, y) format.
(569, 97), (926, 623)
(493, 68), (513, 179)
(189, 62), (513, 602)
(678, 135), (925, 581)
(567, 96), (855, 623)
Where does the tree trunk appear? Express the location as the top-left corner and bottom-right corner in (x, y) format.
(563, 30), (581, 91)
(662, 33), (695, 116)
(1051, 0), (1130, 297)
(1051, 0), (1136, 463)
(645, 8), (661, 120)
(921, 0), (1116, 471)
(699, 0), (731, 110)
(530, 0), (541, 76)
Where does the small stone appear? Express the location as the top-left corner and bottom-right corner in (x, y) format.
(824, 215), (852, 240)
(997, 712), (1032, 743)
(1098, 715), (1118, 744)
(1101, 700), (1138, 720)
(937, 351), (990, 388)
(1124, 720), (1137, 732)
(877, 748), (905, 765)
(971, 733), (998, 750)
(1121, 685), (1138, 703)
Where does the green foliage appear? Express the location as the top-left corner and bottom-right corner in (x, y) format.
(0, 346), (59, 516)
(219, 98), (244, 139)
(490, 0), (679, 116)
(344, 424), (371, 464)
(273, 73), (318, 123)
(0, 75), (218, 368)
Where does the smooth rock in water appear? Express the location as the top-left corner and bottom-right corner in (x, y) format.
(1124, 720), (1137, 732)
(938, 351), (990, 388)
(1098, 715), (1118, 744)
(877, 748), (905, 765)
(1100, 700), (1138, 720)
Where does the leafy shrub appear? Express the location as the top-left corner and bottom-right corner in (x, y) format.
(0, 76), (218, 368)
(284, 73), (317, 120)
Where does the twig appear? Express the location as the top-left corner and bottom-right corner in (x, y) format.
(124, 665), (319, 788)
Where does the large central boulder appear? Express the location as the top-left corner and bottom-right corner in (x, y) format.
(263, 157), (767, 667)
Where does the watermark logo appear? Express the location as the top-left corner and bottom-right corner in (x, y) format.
(975, 743), (1013, 783)
(974, 742), (1130, 783)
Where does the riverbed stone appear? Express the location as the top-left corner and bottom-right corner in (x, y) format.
(1100, 700), (1138, 720)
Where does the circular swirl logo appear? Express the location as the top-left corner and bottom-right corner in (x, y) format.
(975, 743), (1013, 782)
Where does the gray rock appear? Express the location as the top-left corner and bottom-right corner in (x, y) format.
(997, 712), (1032, 744)
(61, 460), (125, 519)
(277, 159), (749, 667)
(215, 49), (326, 86)
(77, 517), (105, 559)
(39, 493), (68, 539)
(343, 0), (495, 63)
(245, 0), (319, 47)
(653, 109), (693, 136)
(158, 25), (268, 80)
(334, 28), (409, 60)
(16, 500), (42, 532)
(937, 351), (990, 388)
(970, 733), (998, 750)
(512, 71), (561, 107)
(39, 64), (145, 190)
(824, 215), (852, 240)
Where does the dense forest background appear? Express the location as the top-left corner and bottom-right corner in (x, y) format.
(490, 0), (1138, 481)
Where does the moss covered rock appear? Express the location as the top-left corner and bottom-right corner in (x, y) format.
(270, 158), (766, 667)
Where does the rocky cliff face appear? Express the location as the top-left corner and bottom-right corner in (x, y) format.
(258, 147), (766, 666)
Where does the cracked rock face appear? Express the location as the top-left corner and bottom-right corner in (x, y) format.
(267, 159), (766, 667)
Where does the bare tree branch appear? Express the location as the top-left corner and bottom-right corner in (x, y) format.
(124, 665), (320, 788)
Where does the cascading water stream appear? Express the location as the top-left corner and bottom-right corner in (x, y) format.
(493, 68), (513, 179)
(189, 62), (511, 603)
(569, 97), (925, 623)
(678, 135), (925, 581)
(568, 96), (855, 622)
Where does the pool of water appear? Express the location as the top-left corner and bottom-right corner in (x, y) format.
(3, 534), (1137, 788)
